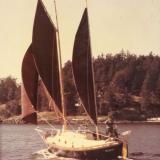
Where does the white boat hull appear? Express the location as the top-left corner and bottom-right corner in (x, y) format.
(44, 130), (124, 160)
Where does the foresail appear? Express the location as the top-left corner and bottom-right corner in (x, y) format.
(21, 0), (62, 123)
(32, 0), (62, 113)
(72, 8), (97, 125)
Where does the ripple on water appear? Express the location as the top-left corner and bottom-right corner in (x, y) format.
(129, 152), (160, 160)
(1, 124), (160, 160)
(33, 149), (79, 160)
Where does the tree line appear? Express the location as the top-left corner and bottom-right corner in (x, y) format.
(0, 52), (160, 120)
(63, 51), (160, 120)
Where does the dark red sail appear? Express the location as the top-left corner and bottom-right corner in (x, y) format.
(21, 45), (38, 124)
(72, 8), (98, 125)
(21, 0), (62, 123)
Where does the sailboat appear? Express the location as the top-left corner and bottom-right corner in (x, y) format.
(21, 0), (128, 159)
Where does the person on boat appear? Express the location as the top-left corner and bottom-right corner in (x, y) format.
(105, 115), (118, 138)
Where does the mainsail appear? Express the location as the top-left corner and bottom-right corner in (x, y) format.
(72, 8), (98, 125)
(21, 0), (62, 123)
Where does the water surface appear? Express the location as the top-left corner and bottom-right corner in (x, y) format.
(1, 124), (160, 160)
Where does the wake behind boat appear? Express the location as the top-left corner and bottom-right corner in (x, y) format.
(21, 0), (129, 159)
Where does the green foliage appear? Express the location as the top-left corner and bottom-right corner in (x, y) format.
(63, 61), (77, 115)
(0, 76), (19, 103)
(1, 52), (160, 120)
(62, 52), (160, 119)
(0, 76), (20, 119)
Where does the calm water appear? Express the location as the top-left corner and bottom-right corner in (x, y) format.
(0, 124), (160, 160)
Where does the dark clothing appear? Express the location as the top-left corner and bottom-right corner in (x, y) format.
(105, 119), (118, 137)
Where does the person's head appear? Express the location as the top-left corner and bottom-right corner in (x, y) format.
(108, 112), (114, 119)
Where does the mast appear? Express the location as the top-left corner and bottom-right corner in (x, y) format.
(53, 0), (67, 130)
(85, 0), (99, 138)
(85, 0), (88, 7)
(72, 0), (99, 132)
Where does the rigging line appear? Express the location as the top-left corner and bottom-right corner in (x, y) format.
(42, 80), (62, 119)
(51, 20), (54, 116)
(66, 120), (76, 131)
(85, 0), (90, 120)
(53, 0), (67, 130)
(86, 21), (91, 120)
(86, 7), (98, 125)
(36, 111), (72, 131)
(31, 59), (63, 127)
(36, 100), (76, 130)
(36, 111), (56, 129)
(39, 90), (75, 131)
(37, 103), (76, 131)
(50, 30), (62, 119)
(33, 0), (62, 118)
(44, 94), (75, 130)
(36, 110), (76, 132)
(85, 0), (88, 8)
(76, 8), (94, 127)
(48, 99), (61, 119)
(71, 58), (91, 129)
(32, 54), (62, 119)
(86, 4), (99, 138)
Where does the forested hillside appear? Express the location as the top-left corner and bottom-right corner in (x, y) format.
(63, 52), (160, 120)
(0, 52), (160, 120)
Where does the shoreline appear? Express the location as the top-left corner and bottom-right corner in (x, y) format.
(1, 115), (160, 125)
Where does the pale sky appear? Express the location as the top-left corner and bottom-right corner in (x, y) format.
(0, 0), (160, 82)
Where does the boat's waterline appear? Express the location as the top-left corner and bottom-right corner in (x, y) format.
(46, 131), (120, 151)
(42, 130), (124, 160)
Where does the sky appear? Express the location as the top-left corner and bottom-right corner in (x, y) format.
(0, 0), (160, 82)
